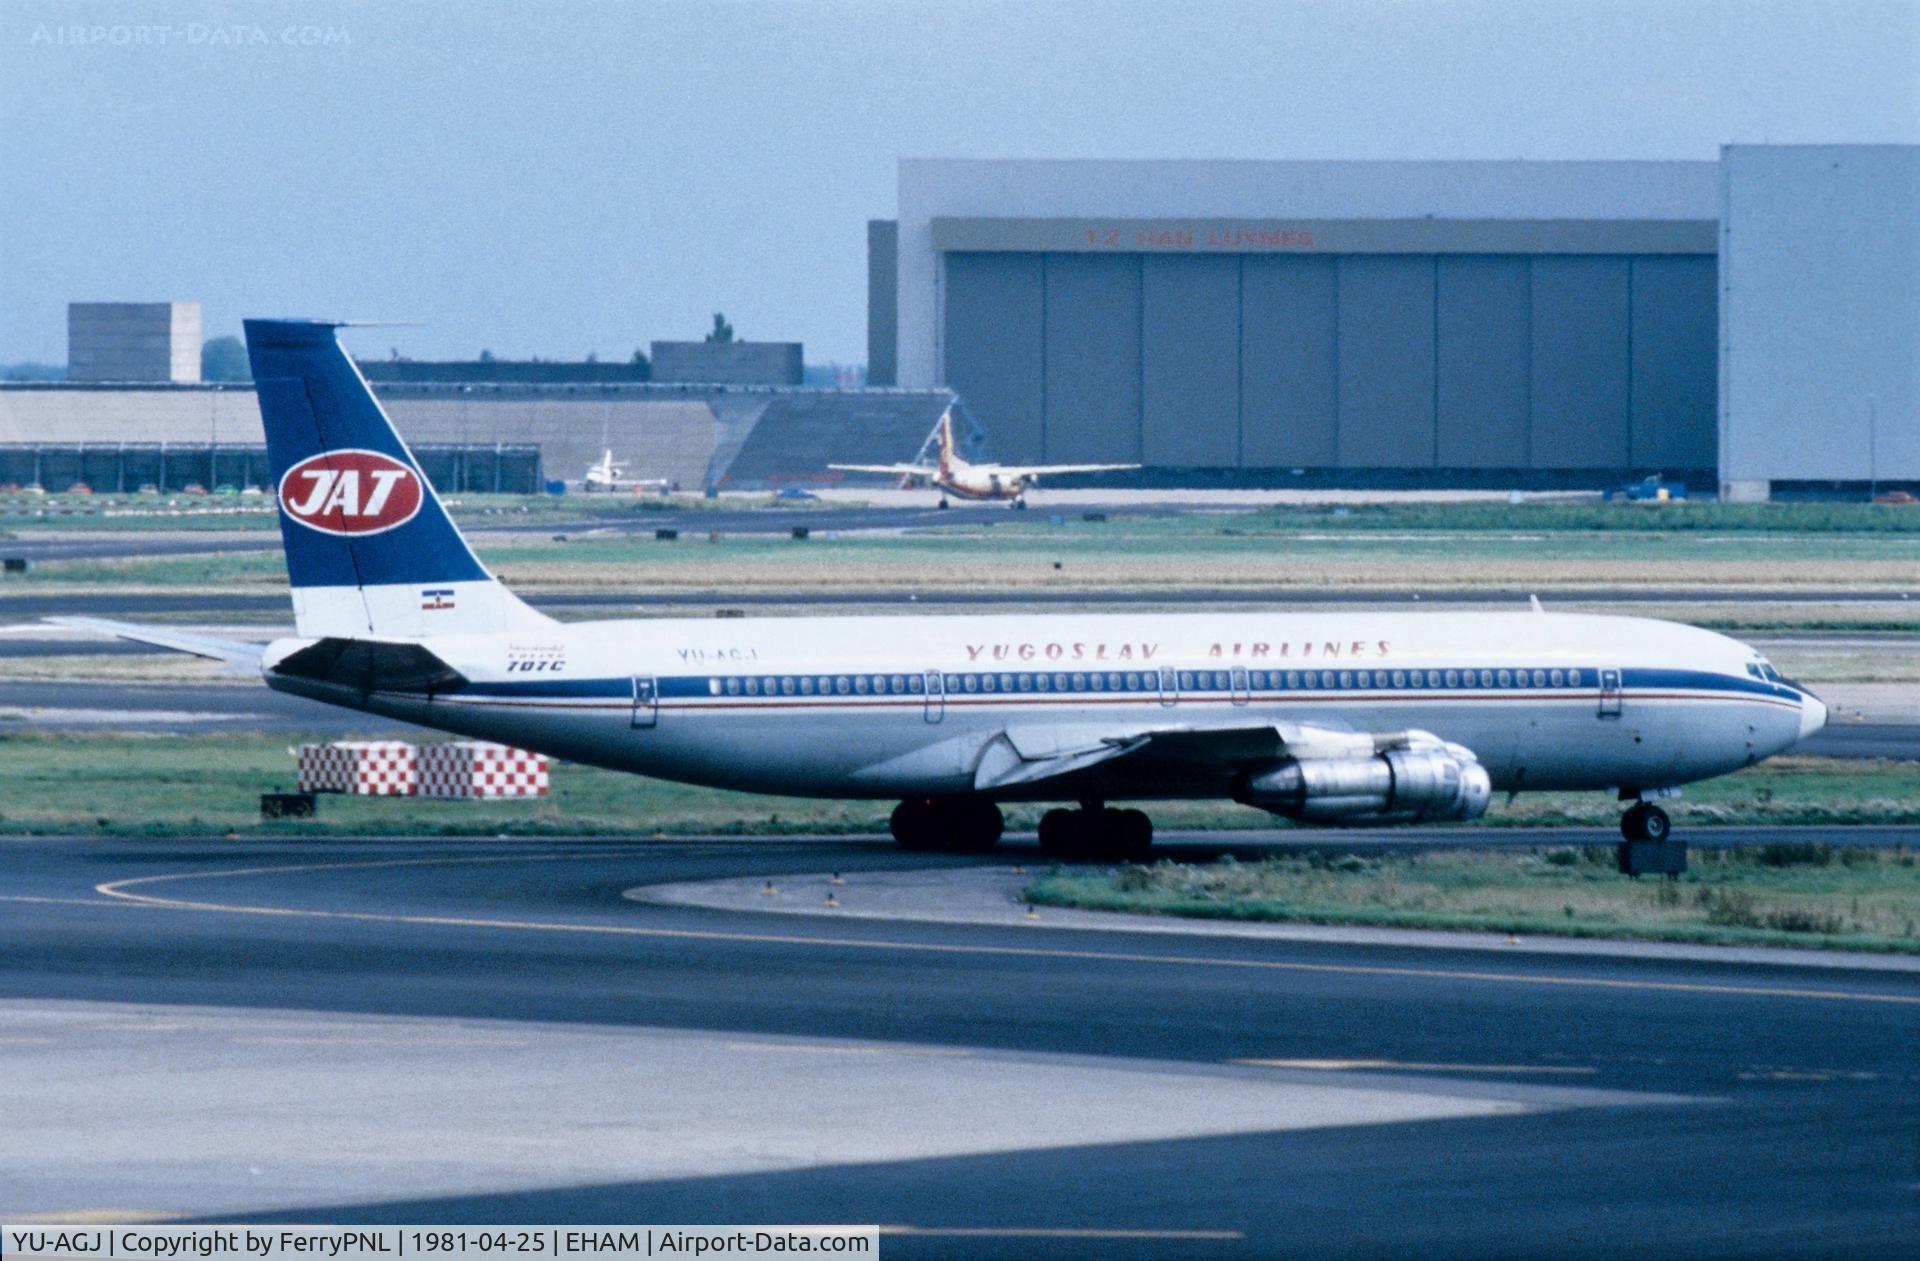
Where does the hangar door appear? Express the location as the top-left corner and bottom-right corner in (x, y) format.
(942, 250), (1715, 476)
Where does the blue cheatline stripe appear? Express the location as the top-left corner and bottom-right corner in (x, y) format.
(434, 666), (1803, 707)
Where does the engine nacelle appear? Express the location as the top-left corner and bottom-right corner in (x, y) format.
(1234, 743), (1491, 824)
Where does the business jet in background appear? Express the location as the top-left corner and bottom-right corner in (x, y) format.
(831, 409), (1139, 508)
(60, 321), (1825, 861)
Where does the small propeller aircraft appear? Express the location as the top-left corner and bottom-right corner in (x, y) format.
(583, 450), (669, 495)
(831, 410), (1139, 508)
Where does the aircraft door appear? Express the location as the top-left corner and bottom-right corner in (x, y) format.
(924, 670), (945, 723)
(1598, 668), (1623, 719)
(631, 675), (658, 728)
(1158, 666), (1179, 707)
(1230, 666), (1251, 706)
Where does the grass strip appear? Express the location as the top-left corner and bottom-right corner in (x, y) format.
(1025, 845), (1920, 953)
(0, 733), (1916, 839)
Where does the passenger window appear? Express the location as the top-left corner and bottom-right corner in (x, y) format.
(1408, 671), (1421, 689)
(1287, 671), (1301, 689)
(1302, 671), (1316, 689)
(1445, 670), (1458, 687)
(891, 675), (906, 693)
(1179, 672), (1194, 689)
(1392, 670), (1406, 688)
(1213, 672), (1229, 690)
(799, 677), (813, 695)
(1018, 673), (1032, 691)
(1035, 674), (1050, 691)
(746, 678), (760, 695)
(1055, 673), (1069, 690)
(836, 676), (851, 695)
(1322, 671), (1335, 688)
(1340, 671), (1353, 688)
(708, 678), (721, 695)
(1568, 669), (1581, 687)
(726, 678), (740, 695)
(1427, 671), (1441, 688)
(999, 673), (1014, 692)
(963, 674), (978, 692)
(982, 674), (997, 692)
(854, 676), (868, 694)
(1108, 673), (1124, 690)
(1372, 671), (1386, 688)
(1250, 671), (1266, 689)
(1079, 673), (1094, 691)
(1550, 669), (1564, 687)
(1355, 671), (1369, 689)
(909, 675), (924, 693)
(1497, 670), (1511, 687)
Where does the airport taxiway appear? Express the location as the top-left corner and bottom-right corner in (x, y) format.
(1, 835), (1914, 1255)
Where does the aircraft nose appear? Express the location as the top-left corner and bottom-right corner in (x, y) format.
(1798, 690), (1828, 743)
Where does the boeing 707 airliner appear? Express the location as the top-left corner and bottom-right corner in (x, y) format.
(66, 320), (1826, 860)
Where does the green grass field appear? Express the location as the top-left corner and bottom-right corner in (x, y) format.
(0, 731), (1914, 839)
(9, 510), (1920, 601)
(1025, 846), (1920, 953)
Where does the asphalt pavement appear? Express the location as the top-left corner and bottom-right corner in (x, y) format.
(0, 835), (1915, 1256)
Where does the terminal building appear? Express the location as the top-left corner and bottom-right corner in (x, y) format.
(869, 147), (1917, 498)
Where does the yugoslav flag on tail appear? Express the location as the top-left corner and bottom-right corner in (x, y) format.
(244, 319), (551, 640)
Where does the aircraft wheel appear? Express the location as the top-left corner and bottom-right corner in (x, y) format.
(1620, 802), (1671, 843)
(1113, 808), (1154, 862)
(1037, 808), (1077, 856)
(1037, 808), (1098, 862)
(937, 497), (950, 509)
(891, 798), (943, 850)
(1011, 499), (1028, 511)
(950, 797), (1005, 853)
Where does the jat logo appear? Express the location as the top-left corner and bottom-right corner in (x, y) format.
(278, 449), (423, 536)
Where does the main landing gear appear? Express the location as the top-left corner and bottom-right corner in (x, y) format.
(1037, 804), (1153, 863)
(1620, 801), (1671, 842)
(891, 796), (1003, 852)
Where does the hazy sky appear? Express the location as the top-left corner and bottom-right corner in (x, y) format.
(2, 0), (1915, 365)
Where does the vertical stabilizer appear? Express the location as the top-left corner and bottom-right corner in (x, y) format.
(245, 319), (551, 640)
(935, 408), (957, 478)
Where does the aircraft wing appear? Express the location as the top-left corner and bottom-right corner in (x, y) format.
(46, 616), (266, 671)
(973, 462), (1141, 476)
(972, 718), (1378, 791)
(827, 463), (936, 476)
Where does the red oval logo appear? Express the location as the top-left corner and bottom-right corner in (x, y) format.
(277, 449), (424, 536)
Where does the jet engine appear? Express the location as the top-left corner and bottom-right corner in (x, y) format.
(1233, 735), (1491, 824)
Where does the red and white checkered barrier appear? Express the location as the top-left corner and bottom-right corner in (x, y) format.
(297, 741), (419, 796)
(418, 741), (550, 798)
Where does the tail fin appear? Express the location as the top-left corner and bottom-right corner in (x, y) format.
(935, 408), (956, 478)
(245, 319), (551, 640)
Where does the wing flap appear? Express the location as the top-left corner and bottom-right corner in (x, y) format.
(973, 721), (1303, 791)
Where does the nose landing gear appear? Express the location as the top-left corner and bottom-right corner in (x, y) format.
(1037, 804), (1153, 862)
(1620, 802), (1671, 843)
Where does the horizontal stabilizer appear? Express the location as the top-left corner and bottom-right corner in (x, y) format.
(268, 637), (467, 694)
(46, 616), (265, 670)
